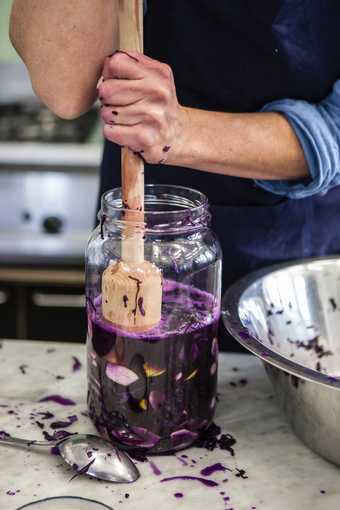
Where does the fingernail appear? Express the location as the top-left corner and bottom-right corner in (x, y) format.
(116, 50), (139, 62)
(96, 76), (104, 89)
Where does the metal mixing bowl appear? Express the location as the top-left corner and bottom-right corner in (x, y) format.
(222, 256), (340, 466)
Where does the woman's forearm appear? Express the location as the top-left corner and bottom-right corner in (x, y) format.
(168, 107), (309, 181)
(10, 0), (118, 119)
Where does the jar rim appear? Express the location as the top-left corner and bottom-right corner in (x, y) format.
(101, 184), (209, 217)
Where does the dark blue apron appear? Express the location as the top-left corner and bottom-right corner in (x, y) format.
(100, 0), (340, 351)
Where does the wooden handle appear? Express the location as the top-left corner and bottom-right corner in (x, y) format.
(119, 0), (144, 264)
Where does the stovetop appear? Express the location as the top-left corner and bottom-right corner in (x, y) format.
(0, 165), (99, 266)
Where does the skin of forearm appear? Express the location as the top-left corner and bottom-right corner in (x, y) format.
(10, 0), (118, 119)
(168, 107), (309, 181)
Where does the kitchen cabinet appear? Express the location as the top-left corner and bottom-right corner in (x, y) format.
(0, 267), (86, 342)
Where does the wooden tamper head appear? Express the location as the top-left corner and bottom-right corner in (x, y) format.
(102, 260), (162, 332)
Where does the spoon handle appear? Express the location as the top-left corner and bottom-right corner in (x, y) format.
(0, 436), (56, 448)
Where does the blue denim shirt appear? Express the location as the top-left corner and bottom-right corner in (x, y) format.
(257, 80), (340, 199)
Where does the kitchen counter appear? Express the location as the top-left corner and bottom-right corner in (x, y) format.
(0, 340), (339, 510)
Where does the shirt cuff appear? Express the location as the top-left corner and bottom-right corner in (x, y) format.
(255, 95), (340, 199)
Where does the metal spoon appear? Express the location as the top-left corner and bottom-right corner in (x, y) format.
(0, 433), (140, 483)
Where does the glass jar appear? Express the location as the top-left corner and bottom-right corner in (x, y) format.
(86, 185), (222, 454)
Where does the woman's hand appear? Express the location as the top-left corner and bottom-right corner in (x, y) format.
(98, 51), (308, 182)
(98, 51), (187, 164)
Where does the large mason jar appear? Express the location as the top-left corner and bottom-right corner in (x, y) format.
(86, 185), (222, 454)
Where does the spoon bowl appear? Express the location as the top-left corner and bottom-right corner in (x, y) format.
(59, 434), (140, 483)
(0, 432), (140, 483)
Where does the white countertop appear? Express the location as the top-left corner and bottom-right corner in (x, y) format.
(0, 340), (339, 510)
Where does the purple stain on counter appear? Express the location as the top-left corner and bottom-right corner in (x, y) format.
(174, 493), (184, 498)
(176, 455), (189, 466)
(38, 395), (76, 406)
(200, 463), (230, 476)
(149, 459), (162, 476)
(35, 421), (45, 430)
(72, 356), (82, 372)
(320, 490), (326, 494)
(50, 415), (78, 429)
(161, 476), (219, 487)
(19, 364), (28, 374)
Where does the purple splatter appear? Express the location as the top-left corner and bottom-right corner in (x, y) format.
(38, 395), (76, 406)
(201, 463), (231, 476)
(161, 476), (218, 488)
(149, 459), (162, 476)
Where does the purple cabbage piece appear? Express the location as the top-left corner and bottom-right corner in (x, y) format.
(91, 321), (116, 357)
(210, 362), (217, 375)
(38, 395), (76, 406)
(0, 430), (10, 440)
(170, 429), (198, 448)
(112, 426), (161, 449)
(37, 412), (55, 420)
(200, 463), (229, 476)
(149, 390), (165, 410)
(179, 346), (185, 361)
(175, 372), (183, 382)
(211, 337), (219, 358)
(43, 430), (74, 442)
(106, 363), (139, 386)
(191, 342), (199, 361)
(50, 415), (78, 430)
(72, 356), (82, 372)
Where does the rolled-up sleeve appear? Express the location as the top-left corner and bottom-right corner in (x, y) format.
(255, 80), (340, 199)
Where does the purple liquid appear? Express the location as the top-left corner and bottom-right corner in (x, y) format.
(87, 280), (219, 454)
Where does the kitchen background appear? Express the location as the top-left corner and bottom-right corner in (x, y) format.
(0, 0), (102, 342)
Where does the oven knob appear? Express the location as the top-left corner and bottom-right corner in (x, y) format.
(42, 216), (63, 234)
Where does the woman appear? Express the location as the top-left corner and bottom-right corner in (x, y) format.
(10, 1), (340, 350)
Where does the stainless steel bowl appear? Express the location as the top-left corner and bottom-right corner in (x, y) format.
(222, 256), (340, 466)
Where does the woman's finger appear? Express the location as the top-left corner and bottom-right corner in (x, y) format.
(98, 78), (145, 106)
(103, 123), (159, 153)
(101, 104), (146, 126)
(102, 51), (144, 80)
